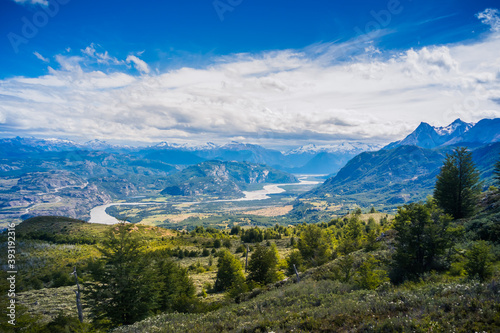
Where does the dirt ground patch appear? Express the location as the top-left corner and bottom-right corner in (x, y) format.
(242, 205), (293, 217)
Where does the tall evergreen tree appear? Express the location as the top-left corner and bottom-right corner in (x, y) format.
(392, 200), (454, 282)
(434, 147), (481, 219)
(156, 258), (197, 313)
(214, 249), (245, 292)
(84, 223), (158, 327)
(337, 215), (365, 255)
(494, 155), (500, 188)
(297, 224), (331, 267)
(247, 243), (282, 285)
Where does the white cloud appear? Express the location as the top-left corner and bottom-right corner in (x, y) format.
(476, 8), (500, 32)
(402, 47), (459, 78)
(33, 51), (49, 63)
(126, 55), (150, 74)
(12, 0), (48, 6)
(81, 43), (122, 65)
(1, 11), (499, 147)
(81, 44), (96, 57)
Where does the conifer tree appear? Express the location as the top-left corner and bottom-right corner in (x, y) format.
(247, 243), (283, 285)
(84, 223), (157, 327)
(156, 258), (197, 313)
(297, 224), (331, 266)
(392, 200), (454, 281)
(214, 249), (245, 292)
(494, 155), (500, 188)
(434, 147), (481, 219)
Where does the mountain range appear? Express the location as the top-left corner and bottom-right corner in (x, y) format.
(1, 136), (381, 175)
(0, 136), (361, 224)
(160, 160), (297, 199)
(384, 118), (500, 149)
(300, 118), (500, 211)
(2, 117), (498, 224)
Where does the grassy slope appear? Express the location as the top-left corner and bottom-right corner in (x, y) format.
(18, 216), (177, 242)
(112, 194), (500, 333)
(113, 271), (500, 333)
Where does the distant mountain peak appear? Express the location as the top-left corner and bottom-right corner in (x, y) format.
(285, 142), (381, 155)
(385, 118), (478, 149)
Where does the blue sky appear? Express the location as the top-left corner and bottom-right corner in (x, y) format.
(1, 0), (500, 147)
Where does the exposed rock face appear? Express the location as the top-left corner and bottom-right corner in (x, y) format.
(161, 160), (298, 199)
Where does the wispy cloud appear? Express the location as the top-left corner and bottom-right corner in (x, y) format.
(33, 51), (49, 63)
(476, 8), (500, 32)
(0, 9), (499, 147)
(12, 0), (48, 6)
(81, 43), (123, 65)
(126, 55), (150, 74)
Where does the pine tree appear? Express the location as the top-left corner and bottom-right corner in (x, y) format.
(156, 258), (197, 313)
(434, 147), (481, 219)
(392, 200), (454, 282)
(297, 224), (331, 267)
(247, 243), (283, 285)
(214, 249), (245, 292)
(84, 223), (158, 327)
(494, 155), (500, 188)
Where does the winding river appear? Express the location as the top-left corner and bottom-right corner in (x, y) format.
(88, 176), (321, 225)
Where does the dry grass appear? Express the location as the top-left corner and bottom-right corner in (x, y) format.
(242, 205), (293, 217)
(18, 286), (90, 324)
(343, 212), (394, 223)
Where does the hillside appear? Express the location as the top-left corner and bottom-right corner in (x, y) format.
(0, 148), (179, 227)
(5, 189), (500, 332)
(161, 160), (298, 198)
(16, 216), (176, 244)
(301, 142), (500, 209)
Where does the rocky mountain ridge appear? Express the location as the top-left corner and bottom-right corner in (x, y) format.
(161, 160), (298, 198)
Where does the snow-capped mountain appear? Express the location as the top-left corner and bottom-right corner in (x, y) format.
(445, 118), (500, 145)
(82, 139), (128, 150)
(0, 137), (83, 152)
(153, 141), (219, 151)
(285, 142), (382, 155)
(435, 119), (474, 136)
(384, 119), (476, 149)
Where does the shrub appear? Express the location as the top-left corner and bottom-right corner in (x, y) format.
(285, 250), (303, 276)
(465, 241), (493, 281)
(354, 255), (389, 290)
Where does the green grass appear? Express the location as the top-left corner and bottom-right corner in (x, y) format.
(112, 275), (500, 333)
(16, 216), (178, 243)
(17, 286), (90, 324)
